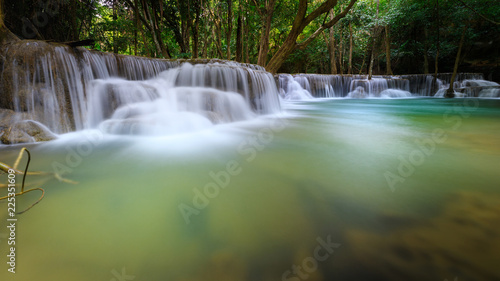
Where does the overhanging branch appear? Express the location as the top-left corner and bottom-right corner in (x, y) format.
(296, 0), (357, 50)
(455, 0), (499, 25)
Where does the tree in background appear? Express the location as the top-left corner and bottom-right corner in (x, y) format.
(3, 0), (98, 42)
(253, 0), (277, 66)
(264, 0), (357, 73)
(1, 0), (499, 78)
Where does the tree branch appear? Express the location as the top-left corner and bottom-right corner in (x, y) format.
(292, 0), (308, 31)
(251, 0), (265, 16)
(323, 0), (357, 29)
(455, 0), (499, 25)
(302, 0), (337, 30)
(124, 0), (154, 31)
(296, 0), (357, 50)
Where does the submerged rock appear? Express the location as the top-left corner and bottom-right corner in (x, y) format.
(343, 191), (500, 281)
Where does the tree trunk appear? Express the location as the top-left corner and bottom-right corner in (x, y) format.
(359, 51), (367, 75)
(244, 10), (249, 63)
(192, 21), (199, 58)
(235, 6), (243, 62)
(203, 36), (209, 58)
(338, 25), (344, 74)
(265, 0), (357, 73)
(433, 0), (440, 91)
(191, 0), (201, 58)
(226, 0), (233, 60)
(71, 0), (78, 41)
(139, 22), (150, 57)
(216, 4), (223, 58)
(423, 27), (429, 73)
(368, 38), (375, 79)
(445, 25), (467, 98)
(348, 21), (353, 74)
(113, 0), (118, 53)
(265, 33), (299, 73)
(152, 5), (170, 58)
(256, 14), (272, 66)
(134, 0), (139, 55)
(369, 0), (380, 80)
(142, 1), (161, 57)
(329, 15), (337, 74)
(368, 27), (382, 78)
(385, 25), (393, 75)
(179, 0), (191, 54)
(256, 0), (276, 66)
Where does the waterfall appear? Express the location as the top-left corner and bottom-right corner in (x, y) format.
(0, 41), (280, 139)
(348, 77), (410, 97)
(2, 40), (498, 144)
(277, 74), (314, 100)
(462, 80), (500, 98)
(277, 73), (498, 99)
(87, 63), (280, 135)
(278, 74), (411, 98)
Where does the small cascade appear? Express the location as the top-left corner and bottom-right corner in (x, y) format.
(347, 77), (411, 97)
(438, 73), (484, 88)
(95, 86), (254, 135)
(346, 86), (368, 98)
(433, 77), (500, 98)
(278, 74), (411, 98)
(461, 80), (500, 98)
(280, 74), (358, 98)
(277, 72), (498, 99)
(294, 74), (335, 98)
(478, 88), (500, 98)
(379, 89), (413, 98)
(399, 74), (441, 96)
(0, 41), (280, 140)
(88, 63), (280, 135)
(278, 74), (314, 100)
(349, 78), (387, 97)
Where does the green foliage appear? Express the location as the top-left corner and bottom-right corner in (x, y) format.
(3, 0), (498, 74)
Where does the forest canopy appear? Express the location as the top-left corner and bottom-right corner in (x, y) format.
(2, 0), (499, 78)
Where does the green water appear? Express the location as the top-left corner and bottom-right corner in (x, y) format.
(1, 98), (500, 281)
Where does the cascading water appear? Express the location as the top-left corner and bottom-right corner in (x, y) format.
(2, 40), (500, 281)
(463, 79), (500, 98)
(1, 40), (499, 144)
(347, 77), (411, 98)
(0, 41), (281, 141)
(87, 63), (280, 135)
(277, 74), (314, 100)
(277, 72), (498, 100)
(277, 74), (413, 99)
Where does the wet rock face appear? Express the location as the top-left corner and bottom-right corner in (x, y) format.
(1, 41), (58, 109)
(0, 109), (57, 144)
(0, 40), (78, 134)
(0, 39), (279, 142)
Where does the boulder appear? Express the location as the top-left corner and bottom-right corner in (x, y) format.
(0, 114), (57, 144)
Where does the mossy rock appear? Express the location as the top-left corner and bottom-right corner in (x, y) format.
(1, 120), (57, 144)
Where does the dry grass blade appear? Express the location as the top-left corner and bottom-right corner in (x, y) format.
(0, 147), (78, 214)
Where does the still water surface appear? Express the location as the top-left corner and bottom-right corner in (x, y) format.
(1, 98), (499, 281)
